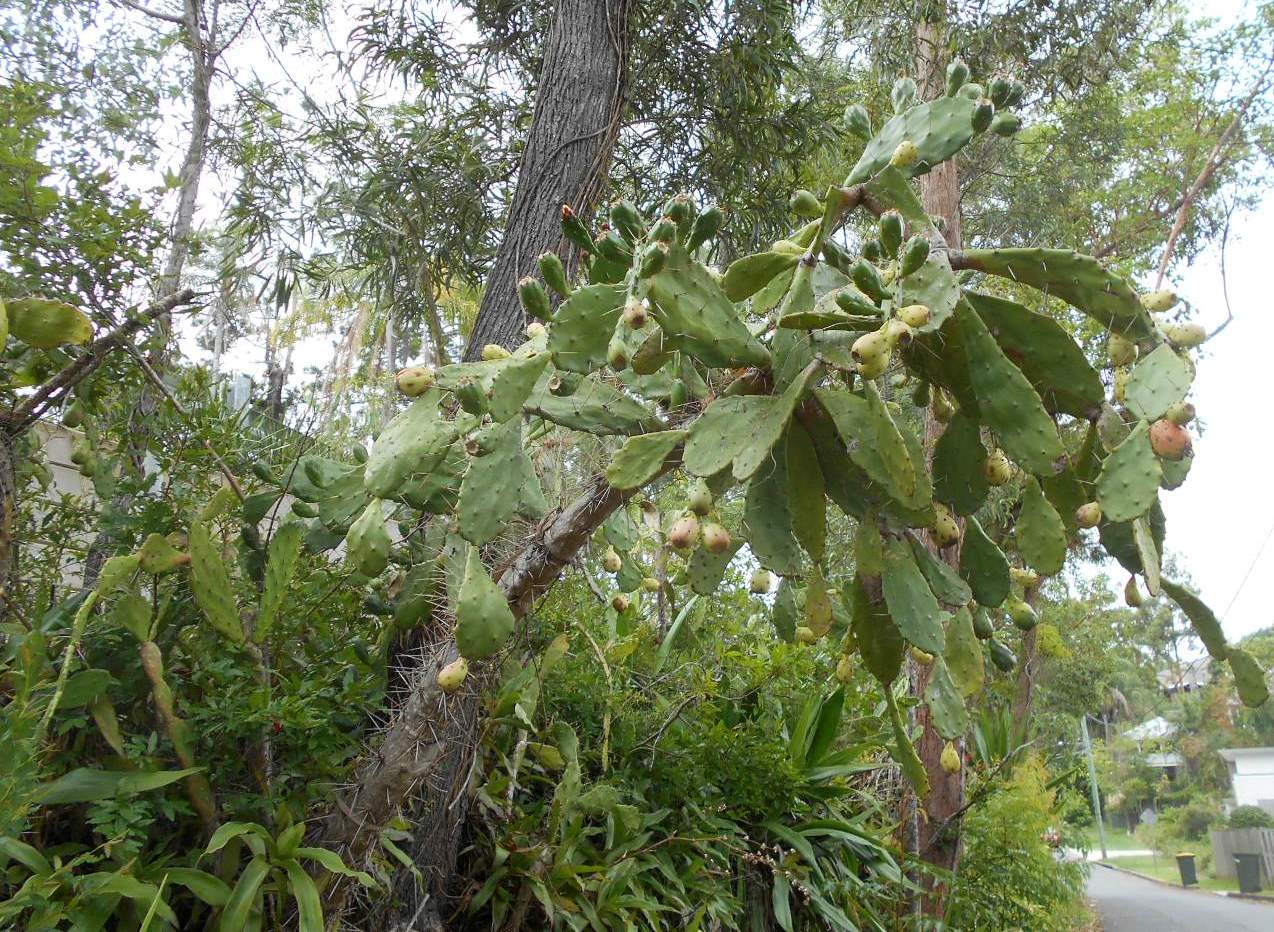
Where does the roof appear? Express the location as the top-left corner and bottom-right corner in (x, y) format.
(1125, 716), (1178, 742)
(1145, 752), (1184, 767)
(1219, 747), (1274, 761)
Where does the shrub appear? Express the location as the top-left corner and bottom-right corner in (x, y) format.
(1228, 805), (1274, 829)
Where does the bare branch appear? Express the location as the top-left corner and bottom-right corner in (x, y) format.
(112, 0), (184, 25)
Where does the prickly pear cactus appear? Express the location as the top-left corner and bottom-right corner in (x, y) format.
(252, 66), (1263, 822)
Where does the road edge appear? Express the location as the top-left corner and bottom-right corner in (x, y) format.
(1095, 860), (1274, 904)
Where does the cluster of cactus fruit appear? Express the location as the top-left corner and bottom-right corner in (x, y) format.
(226, 65), (1268, 791)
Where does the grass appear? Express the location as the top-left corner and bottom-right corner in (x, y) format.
(1088, 827), (1144, 852)
(1101, 854), (1245, 893)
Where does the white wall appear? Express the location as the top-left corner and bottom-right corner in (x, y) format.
(1231, 753), (1274, 809)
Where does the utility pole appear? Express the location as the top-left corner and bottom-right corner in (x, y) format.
(1081, 715), (1108, 859)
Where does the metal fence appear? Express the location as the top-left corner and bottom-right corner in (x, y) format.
(1209, 828), (1274, 880)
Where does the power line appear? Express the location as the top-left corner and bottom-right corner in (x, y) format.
(1220, 516), (1274, 621)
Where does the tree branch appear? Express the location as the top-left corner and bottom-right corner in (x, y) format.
(5, 289), (198, 434)
(113, 0), (185, 24)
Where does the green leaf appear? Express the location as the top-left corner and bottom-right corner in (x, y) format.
(257, 522), (303, 640)
(204, 821), (273, 857)
(57, 668), (112, 709)
(219, 855), (270, 932)
(284, 859), (324, 932)
(35, 767), (201, 805)
(188, 521), (244, 643)
(294, 847), (377, 888)
(162, 868), (231, 907)
(0, 836), (51, 875)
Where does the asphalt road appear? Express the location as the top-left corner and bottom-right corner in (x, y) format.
(1088, 863), (1274, 931)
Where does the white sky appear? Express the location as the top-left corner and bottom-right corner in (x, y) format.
(155, 1), (1274, 640)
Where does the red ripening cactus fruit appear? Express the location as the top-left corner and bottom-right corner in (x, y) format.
(1149, 419), (1191, 461)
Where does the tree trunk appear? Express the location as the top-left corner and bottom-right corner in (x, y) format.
(463, 0), (633, 359)
(913, 7), (966, 917)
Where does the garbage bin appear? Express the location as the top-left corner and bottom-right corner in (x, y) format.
(1175, 852), (1197, 887)
(1234, 852), (1263, 894)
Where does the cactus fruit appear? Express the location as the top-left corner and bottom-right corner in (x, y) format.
(1010, 566), (1040, 588)
(651, 216), (678, 243)
(538, 252), (570, 296)
(1005, 80), (1026, 107)
(989, 112), (1021, 136)
(972, 98), (994, 133)
(932, 388), (956, 423)
(989, 639), (1017, 672)
(850, 259), (890, 302)
(890, 139), (920, 168)
(1141, 289), (1178, 312)
(518, 276), (552, 321)
(795, 625), (818, 645)
(1165, 322), (1206, 349)
(641, 576), (661, 593)
(602, 547), (623, 573)
(897, 304), (931, 328)
(1124, 576), (1144, 607)
(396, 366), (436, 397)
(526, 321), (547, 340)
(882, 318), (914, 347)
(1107, 332), (1137, 367)
(686, 205), (724, 252)
(989, 76), (1011, 107)
(668, 514), (701, 550)
(1075, 501), (1102, 528)
(1113, 367), (1129, 403)
(1149, 419), (1191, 461)
(972, 607), (995, 639)
(983, 449), (1012, 486)
(687, 480), (713, 516)
(931, 502), (960, 547)
(606, 335), (630, 371)
(1165, 401), (1195, 426)
(639, 241), (669, 277)
(790, 189), (823, 218)
(1005, 597), (1038, 631)
(437, 657), (468, 693)
(941, 741), (961, 774)
(481, 343), (511, 361)
(844, 103), (872, 138)
(900, 235), (930, 276)
(879, 210), (904, 257)
(62, 401), (84, 428)
(560, 204), (595, 252)
(911, 645), (935, 666)
(701, 521), (731, 554)
(750, 568), (773, 594)
(836, 654), (855, 684)
(611, 593), (630, 613)
(622, 297), (648, 329)
(945, 59), (970, 96)
(852, 328), (892, 378)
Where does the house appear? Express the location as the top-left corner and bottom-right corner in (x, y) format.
(1125, 716), (1183, 779)
(1218, 748), (1274, 815)
(1157, 657), (1212, 696)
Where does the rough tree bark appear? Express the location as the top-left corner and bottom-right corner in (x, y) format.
(912, 7), (966, 918)
(462, 0), (633, 359)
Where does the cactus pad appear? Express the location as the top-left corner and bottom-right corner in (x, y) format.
(960, 247), (1154, 340)
(881, 536), (948, 655)
(524, 373), (656, 435)
(722, 250), (800, 302)
(453, 545), (515, 660)
(848, 575), (905, 685)
(932, 413), (988, 515)
(1228, 648), (1270, 708)
(966, 292), (1103, 418)
(956, 301), (1065, 476)
(1015, 477), (1067, 576)
(845, 95), (977, 186)
(924, 656), (969, 739)
(1096, 420), (1162, 522)
(900, 251), (960, 332)
(364, 392), (459, 498)
(346, 499), (391, 578)
(547, 282), (627, 374)
(907, 535), (972, 607)
(646, 244), (771, 368)
(944, 607), (984, 697)
(605, 429), (686, 490)
(959, 515), (1010, 608)
(785, 423), (827, 562)
(188, 521), (244, 643)
(1123, 344), (1192, 421)
(1161, 578), (1228, 660)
